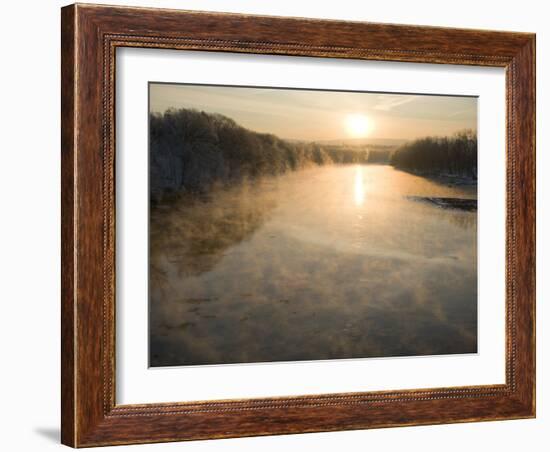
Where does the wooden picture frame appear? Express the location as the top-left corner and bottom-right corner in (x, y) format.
(61, 3), (535, 447)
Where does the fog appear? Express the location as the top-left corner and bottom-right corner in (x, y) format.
(150, 165), (477, 366)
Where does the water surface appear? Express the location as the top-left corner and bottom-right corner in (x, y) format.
(149, 165), (477, 366)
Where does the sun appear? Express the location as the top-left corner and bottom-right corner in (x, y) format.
(344, 114), (372, 138)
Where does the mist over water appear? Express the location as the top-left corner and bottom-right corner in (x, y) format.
(150, 165), (477, 367)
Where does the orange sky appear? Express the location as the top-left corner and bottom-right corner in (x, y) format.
(150, 83), (477, 142)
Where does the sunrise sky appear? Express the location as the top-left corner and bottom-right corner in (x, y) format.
(149, 83), (477, 142)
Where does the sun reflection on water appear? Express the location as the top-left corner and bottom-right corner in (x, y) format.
(354, 166), (365, 206)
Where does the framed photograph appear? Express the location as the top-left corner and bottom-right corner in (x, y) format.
(61, 3), (535, 447)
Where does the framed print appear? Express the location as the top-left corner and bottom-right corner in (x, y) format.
(61, 3), (536, 447)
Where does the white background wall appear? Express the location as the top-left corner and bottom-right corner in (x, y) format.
(0, 1), (546, 450)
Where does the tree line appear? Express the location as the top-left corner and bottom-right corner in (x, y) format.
(150, 108), (392, 199)
(390, 130), (477, 179)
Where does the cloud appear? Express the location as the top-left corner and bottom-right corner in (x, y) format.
(447, 108), (475, 118)
(373, 95), (418, 111)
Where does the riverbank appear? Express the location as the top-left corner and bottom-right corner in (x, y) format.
(395, 168), (477, 187)
(150, 108), (394, 200)
(407, 196), (477, 212)
(389, 131), (477, 182)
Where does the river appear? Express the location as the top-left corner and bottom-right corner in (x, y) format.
(149, 164), (477, 366)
